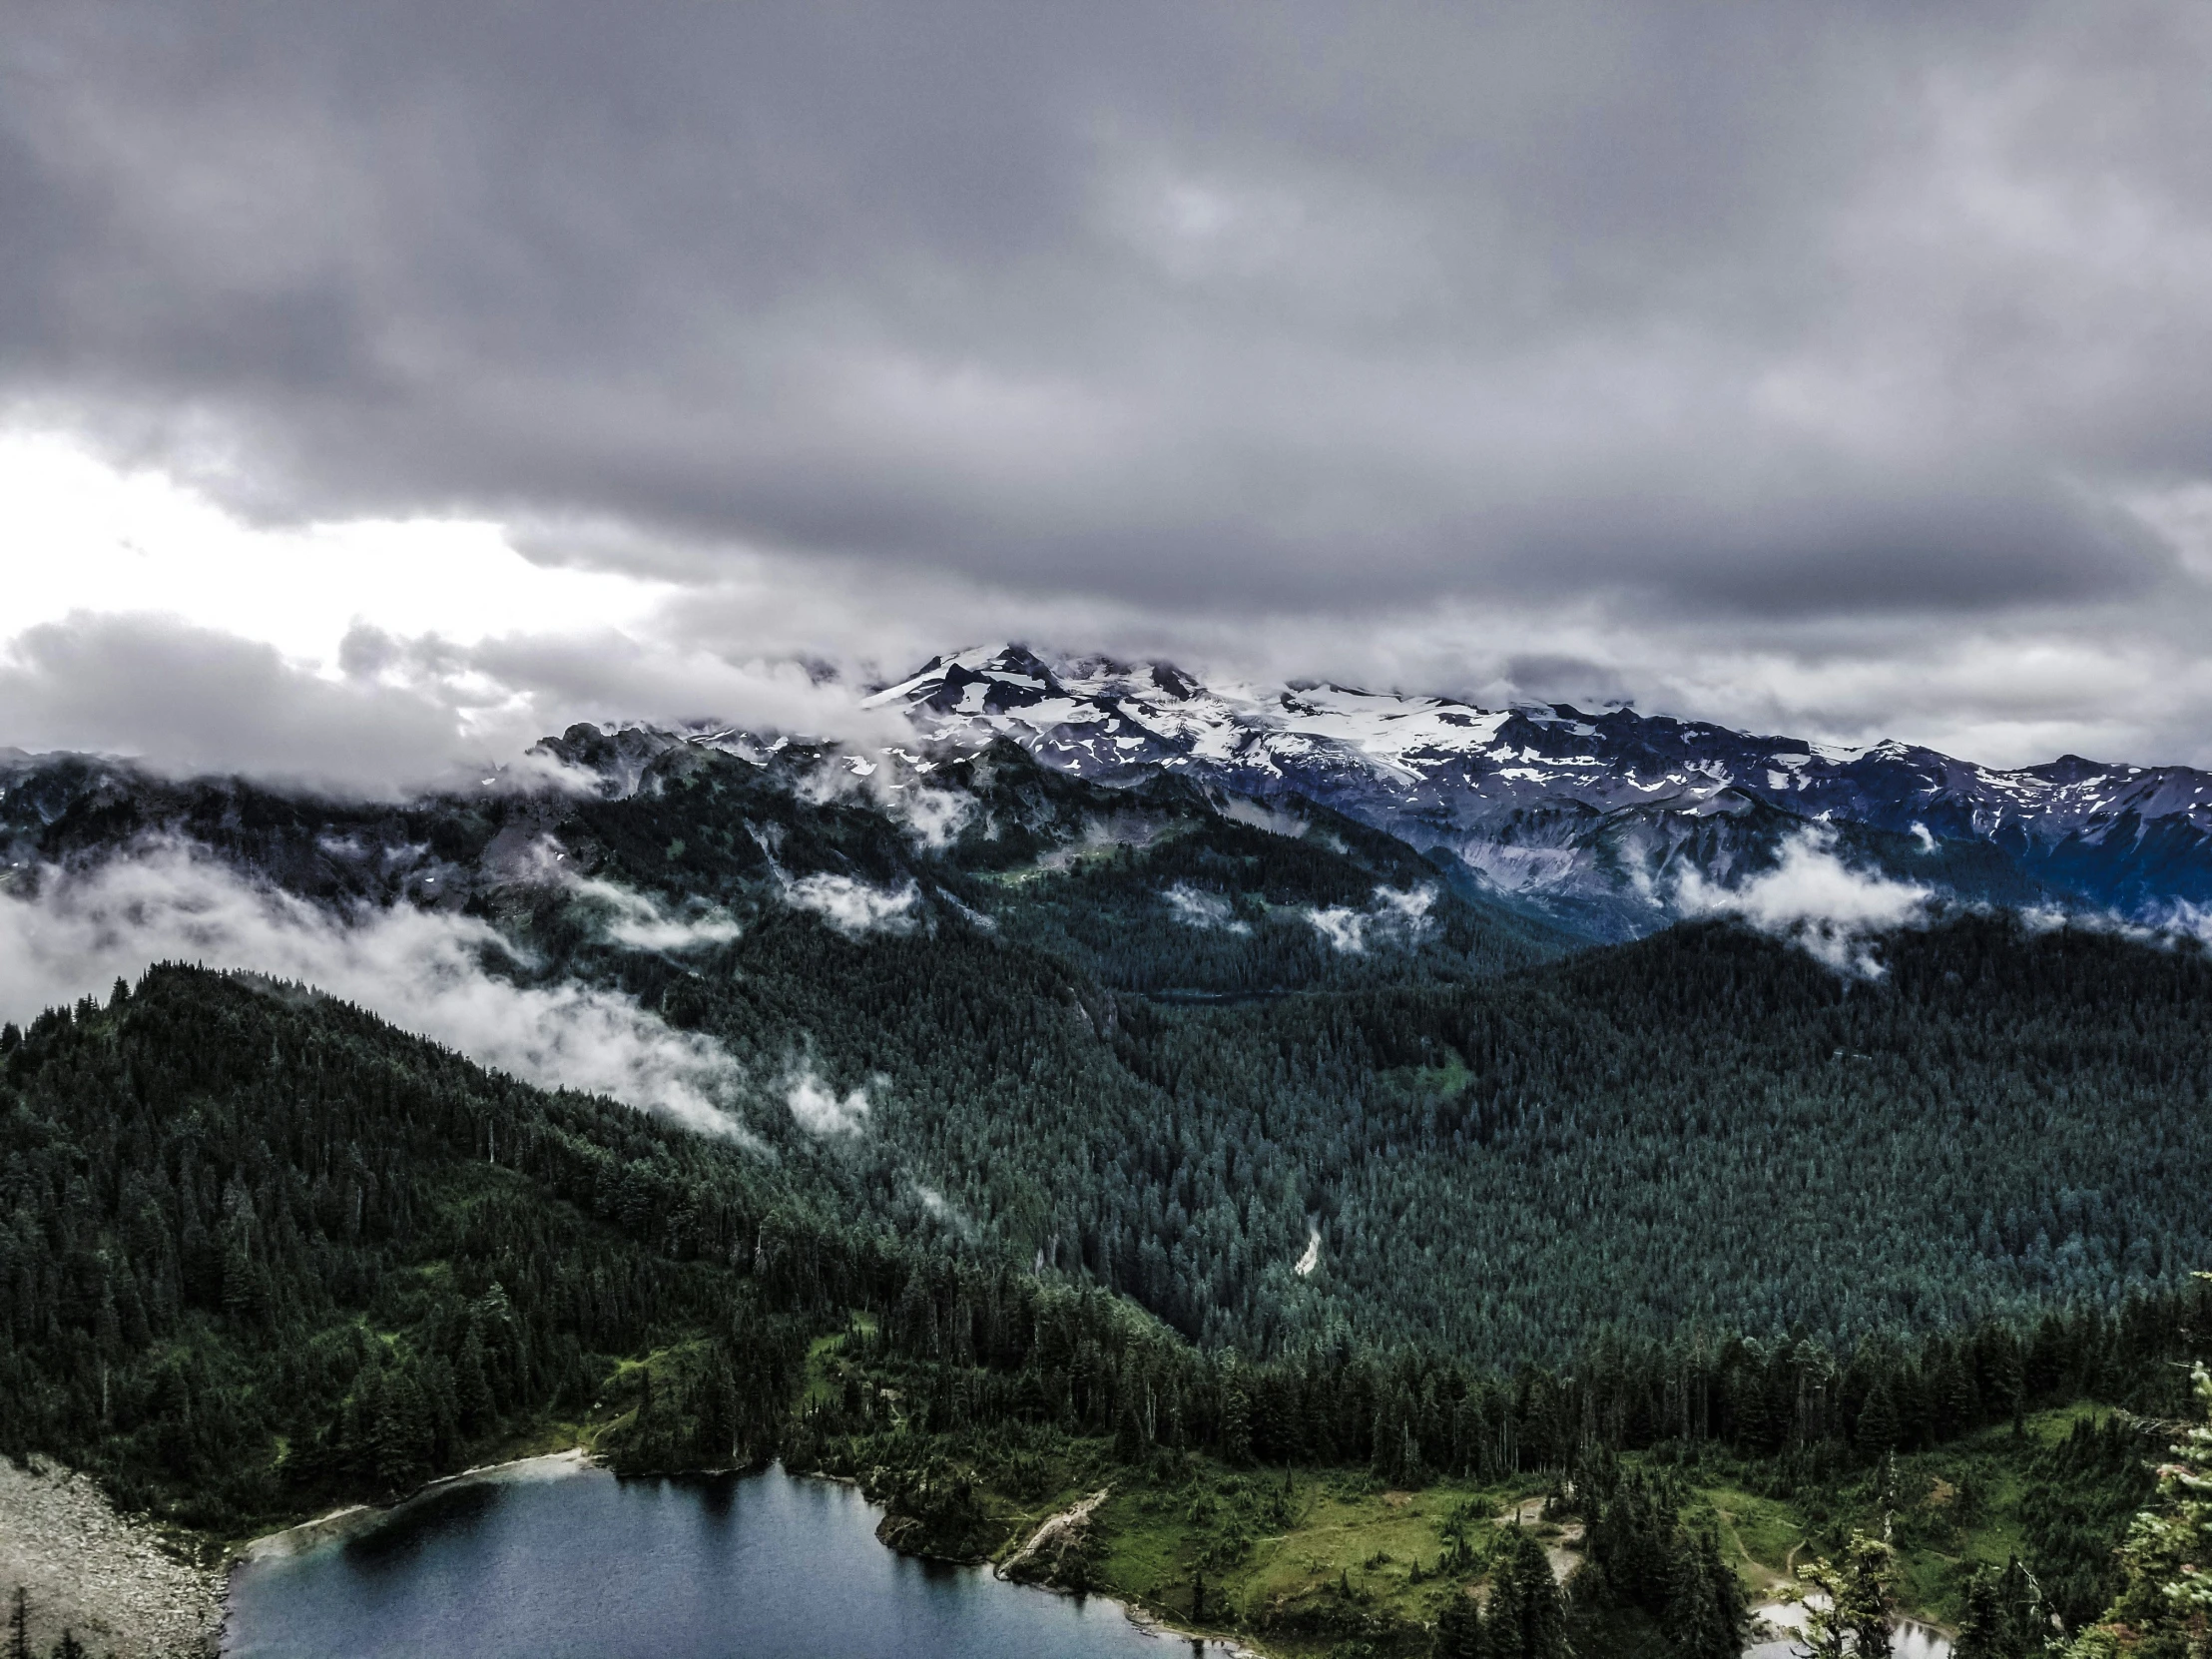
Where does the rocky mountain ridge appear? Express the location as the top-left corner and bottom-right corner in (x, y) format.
(867, 644), (2212, 939)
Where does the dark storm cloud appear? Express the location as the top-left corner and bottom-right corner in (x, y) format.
(4, 2), (2212, 621)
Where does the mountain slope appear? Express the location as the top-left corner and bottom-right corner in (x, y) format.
(872, 645), (2212, 938)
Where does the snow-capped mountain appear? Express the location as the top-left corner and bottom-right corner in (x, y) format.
(869, 645), (2212, 939)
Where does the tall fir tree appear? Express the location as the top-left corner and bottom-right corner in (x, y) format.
(1433, 1587), (1482, 1659)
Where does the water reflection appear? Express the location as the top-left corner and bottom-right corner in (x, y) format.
(228, 1460), (1218, 1659)
(230, 1458), (1953, 1659)
(1745, 1602), (1952, 1659)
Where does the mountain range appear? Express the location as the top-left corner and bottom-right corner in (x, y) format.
(868, 644), (2212, 940)
(7, 639), (2212, 1652)
(7, 640), (2212, 955)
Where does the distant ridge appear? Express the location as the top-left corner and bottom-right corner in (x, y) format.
(869, 644), (2212, 939)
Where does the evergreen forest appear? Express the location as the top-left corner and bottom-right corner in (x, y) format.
(3, 734), (2211, 1654)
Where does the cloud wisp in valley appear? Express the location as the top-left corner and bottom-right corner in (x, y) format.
(1675, 830), (1935, 977)
(0, 843), (753, 1137)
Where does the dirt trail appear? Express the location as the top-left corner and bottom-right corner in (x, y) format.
(1708, 1501), (1800, 1598)
(996, 1487), (1110, 1581)
(1497, 1494), (1581, 1585)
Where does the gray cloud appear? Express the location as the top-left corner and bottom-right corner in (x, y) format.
(0, 610), (910, 796)
(7, 5), (2212, 767)
(7, 6), (2212, 606)
(0, 613), (465, 790)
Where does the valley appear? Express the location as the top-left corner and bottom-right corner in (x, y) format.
(1, 686), (2208, 1655)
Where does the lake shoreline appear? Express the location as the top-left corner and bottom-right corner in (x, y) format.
(226, 1451), (1258, 1657)
(234, 1446), (599, 1564)
(223, 1455), (1950, 1658)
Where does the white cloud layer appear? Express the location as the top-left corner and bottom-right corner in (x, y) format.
(3, 431), (2212, 786)
(0, 844), (751, 1136)
(1305, 884), (1438, 954)
(1676, 830), (1934, 976)
(1164, 882), (1251, 933)
(784, 1065), (869, 1136)
(505, 837), (743, 952)
(781, 872), (919, 937)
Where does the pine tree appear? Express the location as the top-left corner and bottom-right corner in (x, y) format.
(1700, 1524), (1748, 1653)
(1113, 1402), (1144, 1464)
(1794, 1532), (1894, 1659)
(1661, 1524), (1743, 1659)
(1856, 1382), (1902, 1457)
(1220, 1379), (1253, 1466)
(1490, 1530), (1566, 1659)
(1432, 1587), (1483, 1658)
(7, 1587), (29, 1659)
(1483, 1546), (1528, 1659)
(1954, 1568), (2005, 1659)
(2064, 1362), (2212, 1654)
(455, 1326), (495, 1433)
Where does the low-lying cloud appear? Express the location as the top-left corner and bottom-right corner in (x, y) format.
(781, 872), (919, 937)
(1211, 796), (1309, 838)
(0, 843), (752, 1136)
(784, 1064), (870, 1137)
(0, 607), (916, 800)
(1305, 884), (1438, 954)
(1676, 830), (1933, 976)
(506, 836), (742, 952)
(584, 881), (742, 952)
(1164, 882), (1251, 934)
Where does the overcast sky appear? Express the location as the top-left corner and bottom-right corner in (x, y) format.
(7, 1), (2212, 790)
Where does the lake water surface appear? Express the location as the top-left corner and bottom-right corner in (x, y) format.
(1747, 1599), (1953, 1659)
(226, 1454), (1953, 1659)
(225, 1458), (1210, 1659)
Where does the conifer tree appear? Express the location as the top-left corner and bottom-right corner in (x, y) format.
(1662, 1524), (1745, 1659)
(1432, 1587), (1482, 1658)
(2066, 1362), (2212, 1656)
(1489, 1531), (1566, 1659)
(1794, 1533), (1895, 1659)
(1483, 1545), (1528, 1659)
(1954, 1568), (2011, 1659)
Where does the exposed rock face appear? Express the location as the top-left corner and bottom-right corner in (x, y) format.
(870, 644), (2212, 939)
(871, 1510), (936, 1557)
(0, 1454), (222, 1658)
(997, 1487), (1109, 1591)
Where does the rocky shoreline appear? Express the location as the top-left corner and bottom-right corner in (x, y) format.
(5, 1446), (1255, 1659)
(0, 1454), (223, 1659)
(235, 1446), (597, 1566)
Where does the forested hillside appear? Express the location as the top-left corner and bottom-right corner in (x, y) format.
(5, 964), (2209, 1655)
(8, 732), (2212, 1650)
(8, 737), (2211, 1359)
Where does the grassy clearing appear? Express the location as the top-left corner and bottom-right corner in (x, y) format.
(1018, 1402), (2148, 1652)
(1068, 1459), (1543, 1653)
(1666, 1403), (2140, 1633)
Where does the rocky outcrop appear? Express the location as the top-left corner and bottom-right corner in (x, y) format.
(996, 1488), (1109, 1591)
(0, 1454), (222, 1658)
